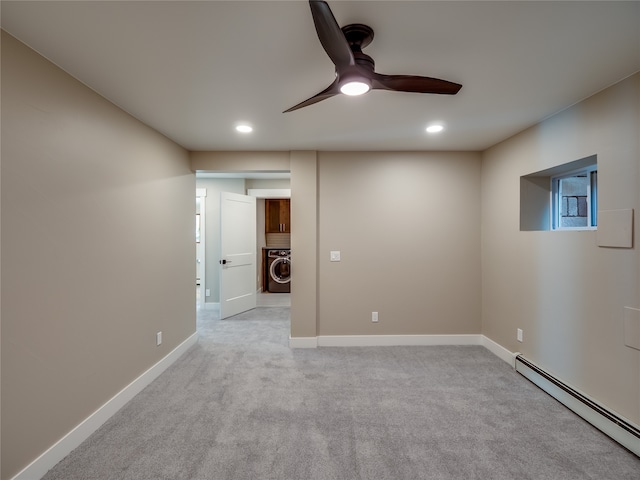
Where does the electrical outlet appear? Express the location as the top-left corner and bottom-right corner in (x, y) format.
(372, 311), (379, 323)
(156, 331), (163, 346)
(517, 328), (523, 343)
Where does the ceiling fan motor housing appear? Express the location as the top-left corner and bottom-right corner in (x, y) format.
(342, 24), (376, 71)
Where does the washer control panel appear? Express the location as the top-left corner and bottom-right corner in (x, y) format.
(268, 249), (291, 258)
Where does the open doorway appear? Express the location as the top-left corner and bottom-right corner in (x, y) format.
(195, 173), (291, 314)
(253, 195), (290, 295)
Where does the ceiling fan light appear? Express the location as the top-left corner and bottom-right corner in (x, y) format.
(426, 124), (444, 133)
(235, 124), (253, 133)
(340, 80), (370, 96)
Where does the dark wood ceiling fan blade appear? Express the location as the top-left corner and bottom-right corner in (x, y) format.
(283, 78), (341, 112)
(309, 0), (354, 69)
(371, 72), (462, 95)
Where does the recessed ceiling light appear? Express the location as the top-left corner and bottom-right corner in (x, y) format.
(235, 124), (253, 133)
(426, 124), (444, 133)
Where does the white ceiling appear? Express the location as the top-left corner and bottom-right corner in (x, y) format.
(2, 1), (639, 152)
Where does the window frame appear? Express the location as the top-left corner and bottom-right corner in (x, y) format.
(551, 165), (598, 231)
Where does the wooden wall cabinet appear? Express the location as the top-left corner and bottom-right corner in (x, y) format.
(266, 199), (290, 233)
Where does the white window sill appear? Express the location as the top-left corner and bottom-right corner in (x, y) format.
(552, 227), (597, 231)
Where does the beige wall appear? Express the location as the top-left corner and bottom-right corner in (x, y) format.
(1, 32), (196, 479)
(481, 73), (640, 424)
(317, 152), (482, 336)
(290, 151), (318, 338)
(191, 151), (290, 173)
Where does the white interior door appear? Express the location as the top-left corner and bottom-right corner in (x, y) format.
(220, 191), (257, 319)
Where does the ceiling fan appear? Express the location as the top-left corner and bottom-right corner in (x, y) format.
(284, 0), (462, 113)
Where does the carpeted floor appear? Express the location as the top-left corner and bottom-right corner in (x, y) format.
(42, 306), (640, 479)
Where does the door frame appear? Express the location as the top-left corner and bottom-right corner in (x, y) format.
(247, 188), (291, 294)
(196, 188), (207, 309)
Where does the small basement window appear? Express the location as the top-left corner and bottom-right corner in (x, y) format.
(551, 166), (597, 230)
(520, 154), (597, 232)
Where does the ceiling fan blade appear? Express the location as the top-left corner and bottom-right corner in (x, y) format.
(283, 78), (341, 112)
(371, 72), (462, 95)
(309, 0), (354, 70)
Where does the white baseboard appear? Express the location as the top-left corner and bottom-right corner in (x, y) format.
(481, 335), (519, 368)
(290, 334), (486, 348)
(290, 334), (519, 362)
(317, 334), (483, 347)
(11, 332), (198, 480)
(289, 336), (318, 348)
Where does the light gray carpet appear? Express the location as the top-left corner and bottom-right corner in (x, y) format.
(42, 307), (640, 479)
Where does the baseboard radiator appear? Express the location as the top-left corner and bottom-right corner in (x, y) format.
(514, 355), (640, 457)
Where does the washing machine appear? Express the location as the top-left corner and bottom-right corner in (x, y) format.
(267, 249), (291, 293)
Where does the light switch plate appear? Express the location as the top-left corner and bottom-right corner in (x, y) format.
(330, 251), (341, 262)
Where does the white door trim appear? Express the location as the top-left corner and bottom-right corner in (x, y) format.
(196, 188), (207, 309)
